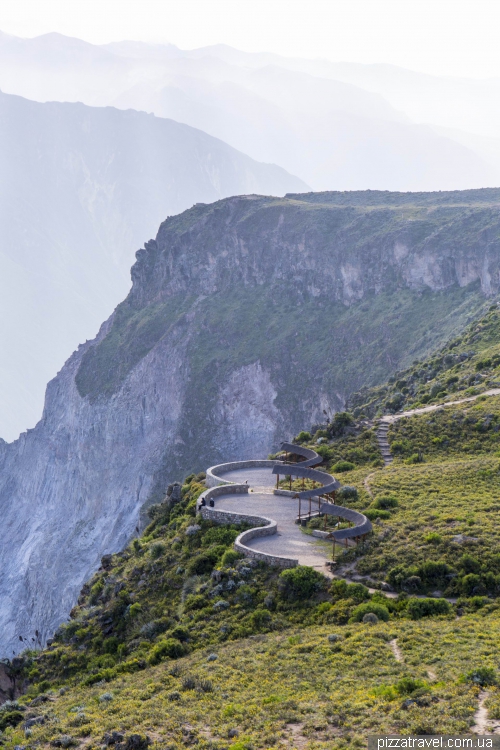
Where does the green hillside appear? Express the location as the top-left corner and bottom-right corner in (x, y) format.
(6, 252), (500, 748)
(349, 303), (500, 418)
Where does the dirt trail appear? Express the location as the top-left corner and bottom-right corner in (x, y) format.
(389, 638), (403, 662)
(470, 689), (500, 734)
(376, 388), (500, 464)
(363, 472), (375, 497)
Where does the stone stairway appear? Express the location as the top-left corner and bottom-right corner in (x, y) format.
(376, 420), (393, 465)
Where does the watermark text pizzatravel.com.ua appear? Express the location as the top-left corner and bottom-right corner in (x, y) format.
(368, 737), (500, 749)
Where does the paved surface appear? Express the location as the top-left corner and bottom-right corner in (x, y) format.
(216, 466), (276, 487)
(215, 491), (331, 572)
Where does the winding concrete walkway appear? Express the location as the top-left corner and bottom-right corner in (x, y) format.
(214, 486), (331, 573)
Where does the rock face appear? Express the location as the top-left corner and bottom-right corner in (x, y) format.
(0, 188), (499, 657)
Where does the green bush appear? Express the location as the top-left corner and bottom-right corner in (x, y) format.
(364, 508), (391, 521)
(278, 566), (326, 601)
(332, 461), (356, 473)
(184, 594), (208, 611)
(406, 598), (451, 619)
(337, 486), (358, 501)
(247, 608), (272, 629)
(202, 527), (239, 547)
(221, 549), (241, 567)
(406, 453), (424, 464)
(0, 711), (24, 731)
(330, 579), (370, 602)
(459, 554), (481, 574)
(459, 573), (485, 596)
(395, 676), (427, 695)
(187, 549), (222, 575)
(463, 667), (497, 686)
(295, 431), (312, 443)
(328, 412), (354, 438)
(150, 542), (166, 559)
(103, 636), (120, 655)
(350, 602), (390, 622)
(424, 532), (442, 545)
(419, 560), (452, 587)
(149, 638), (185, 665)
(372, 495), (398, 509)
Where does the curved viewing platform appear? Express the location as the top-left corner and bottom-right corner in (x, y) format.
(199, 442), (372, 570)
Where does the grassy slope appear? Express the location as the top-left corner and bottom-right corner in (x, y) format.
(349, 303), (500, 418)
(7, 615), (500, 748)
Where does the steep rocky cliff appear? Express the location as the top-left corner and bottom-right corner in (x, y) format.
(0, 189), (499, 657)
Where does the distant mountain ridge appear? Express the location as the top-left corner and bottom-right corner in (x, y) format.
(0, 89), (306, 440)
(0, 30), (496, 191)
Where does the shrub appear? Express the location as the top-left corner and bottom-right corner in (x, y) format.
(103, 636), (119, 654)
(364, 509), (391, 521)
(149, 638), (185, 665)
(372, 495), (398, 509)
(295, 431), (312, 443)
(390, 440), (406, 454)
(332, 461), (355, 473)
(463, 667), (497, 686)
(202, 527), (239, 547)
(184, 594), (208, 611)
(476, 359), (492, 371)
(170, 626), (189, 642)
(278, 566), (326, 601)
(419, 560), (452, 587)
(89, 580), (104, 604)
(330, 579), (369, 602)
(385, 393), (405, 412)
(406, 453), (424, 464)
(406, 598), (451, 619)
(221, 549), (241, 567)
(459, 573), (485, 596)
(424, 532), (442, 545)
(248, 608), (272, 629)
(328, 412), (354, 438)
(459, 554), (481, 574)
(350, 602), (390, 622)
(337, 486), (358, 501)
(0, 711), (24, 731)
(395, 676), (427, 695)
(187, 549), (221, 575)
(150, 542), (166, 559)
(315, 444), (333, 460)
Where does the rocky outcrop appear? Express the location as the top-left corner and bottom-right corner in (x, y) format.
(0, 189), (497, 657)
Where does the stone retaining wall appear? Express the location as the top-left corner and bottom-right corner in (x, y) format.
(206, 460), (282, 488)
(198, 488), (297, 569)
(198, 484), (249, 504)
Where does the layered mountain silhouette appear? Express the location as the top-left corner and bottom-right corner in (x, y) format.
(0, 90), (306, 439)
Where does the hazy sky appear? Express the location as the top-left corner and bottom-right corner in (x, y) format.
(1, 0), (500, 79)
